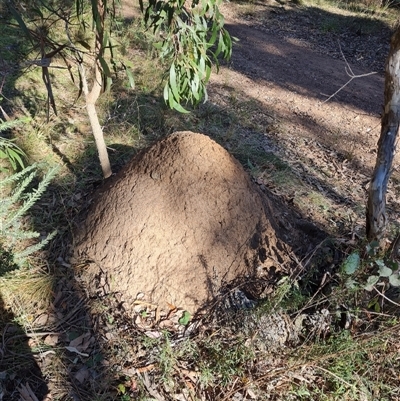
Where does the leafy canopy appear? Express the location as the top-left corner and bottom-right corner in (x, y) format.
(140, 0), (233, 112)
(8, 0), (233, 114)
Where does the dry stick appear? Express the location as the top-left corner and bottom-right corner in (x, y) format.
(360, 309), (396, 318)
(314, 365), (370, 398)
(290, 239), (328, 282)
(18, 382), (40, 401)
(373, 285), (400, 307)
(222, 320), (400, 401)
(292, 271), (331, 319)
(321, 41), (377, 104)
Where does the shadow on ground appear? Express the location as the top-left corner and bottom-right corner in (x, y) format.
(0, 253), (48, 400)
(226, 17), (385, 114)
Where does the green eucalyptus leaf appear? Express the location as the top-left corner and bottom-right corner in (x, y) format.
(389, 273), (400, 287)
(364, 275), (379, 292)
(9, 4), (34, 45)
(199, 56), (206, 77)
(77, 40), (91, 50)
(378, 264), (392, 278)
(178, 311), (191, 325)
(209, 25), (218, 45)
(169, 63), (180, 101)
(90, 0), (102, 32)
(124, 66), (135, 89)
(98, 56), (111, 78)
(105, 76), (113, 93)
(172, 101), (190, 114)
(102, 30), (109, 49)
(203, 87), (208, 102)
(215, 31), (223, 56)
(163, 83), (169, 102)
(167, 87), (174, 109)
(205, 63), (212, 82)
(144, 0), (232, 112)
(342, 252), (360, 275)
(139, 0), (144, 12)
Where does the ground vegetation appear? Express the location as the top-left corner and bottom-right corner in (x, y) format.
(1, 0), (400, 399)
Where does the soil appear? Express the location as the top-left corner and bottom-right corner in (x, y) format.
(207, 1), (400, 235)
(218, 0), (387, 165)
(74, 132), (298, 314)
(77, 0), (400, 317)
(74, 0), (397, 316)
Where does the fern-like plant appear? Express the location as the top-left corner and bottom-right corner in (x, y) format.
(0, 163), (59, 267)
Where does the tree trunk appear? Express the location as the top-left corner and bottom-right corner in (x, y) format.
(86, 100), (112, 179)
(367, 28), (400, 241)
(79, 62), (112, 179)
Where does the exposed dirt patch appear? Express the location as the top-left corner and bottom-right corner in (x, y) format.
(202, 1), (400, 236)
(79, 0), (400, 319)
(74, 132), (297, 313)
(219, 0), (387, 155)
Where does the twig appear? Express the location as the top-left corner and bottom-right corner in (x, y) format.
(360, 309), (397, 318)
(321, 41), (377, 104)
(373, 286), (400, 307)
(293, 271), (331, 318)
(291, 239), (328, 282)
(18, 382), (40, 401)
(315, 365), (370, 398)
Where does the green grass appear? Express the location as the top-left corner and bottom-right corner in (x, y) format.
(287, 326), (400, 400)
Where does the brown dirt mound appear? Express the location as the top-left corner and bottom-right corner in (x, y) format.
(73, 131), (289, 313)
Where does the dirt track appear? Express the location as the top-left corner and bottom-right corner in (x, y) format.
(204, 3), (400, 234)
(218, 3), (386, 170)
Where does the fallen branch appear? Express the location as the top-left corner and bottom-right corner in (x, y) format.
(322, 41), (377, 104)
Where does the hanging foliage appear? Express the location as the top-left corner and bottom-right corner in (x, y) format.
(140, 0), (234, 112)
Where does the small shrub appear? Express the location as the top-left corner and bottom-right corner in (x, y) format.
(0, 163), (58, 267)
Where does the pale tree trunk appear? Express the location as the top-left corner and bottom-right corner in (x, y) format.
(79, 62), (112, 179)
(76, 0), (112, 179)
(367, 28), (400, 241)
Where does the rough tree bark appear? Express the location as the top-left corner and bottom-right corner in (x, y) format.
(367, 28), (400, 241)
